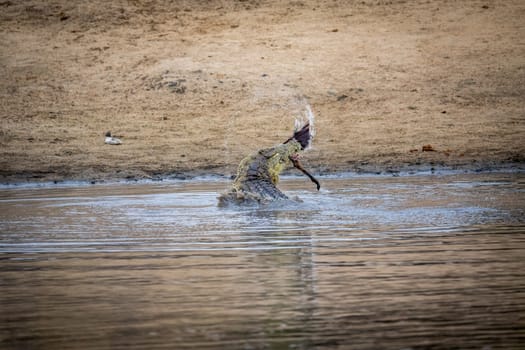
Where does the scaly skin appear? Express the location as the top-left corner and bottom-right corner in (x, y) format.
(218, 140), (303, 206)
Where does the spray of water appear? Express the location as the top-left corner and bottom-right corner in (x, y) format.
(294, 102), (316, 149)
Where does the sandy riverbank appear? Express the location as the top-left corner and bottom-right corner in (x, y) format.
(1, 0), (524, 184)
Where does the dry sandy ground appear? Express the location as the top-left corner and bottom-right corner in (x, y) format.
(1, 0), (524, 183)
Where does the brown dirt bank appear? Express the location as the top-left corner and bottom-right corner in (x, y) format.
(1, 0), (524, 184)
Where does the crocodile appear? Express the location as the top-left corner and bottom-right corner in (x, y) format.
(218, 123), (320, 206)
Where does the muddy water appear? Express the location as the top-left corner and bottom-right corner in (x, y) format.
(1, 173), (524, 349)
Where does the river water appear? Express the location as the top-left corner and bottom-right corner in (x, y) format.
(1, 172), (524, 349)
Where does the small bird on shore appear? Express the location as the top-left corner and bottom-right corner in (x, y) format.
(104, 131), (122, 145)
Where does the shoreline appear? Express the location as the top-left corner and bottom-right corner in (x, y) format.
(1, 161), (523, 189)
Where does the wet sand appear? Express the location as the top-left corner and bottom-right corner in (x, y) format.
(1, 0), (524, 183)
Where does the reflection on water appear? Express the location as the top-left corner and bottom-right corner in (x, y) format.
(1, 173), (524, 349)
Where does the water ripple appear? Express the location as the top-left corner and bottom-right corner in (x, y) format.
(1, 173), (524, 349)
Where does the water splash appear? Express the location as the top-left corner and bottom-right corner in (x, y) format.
(294, 102), (316, 149)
